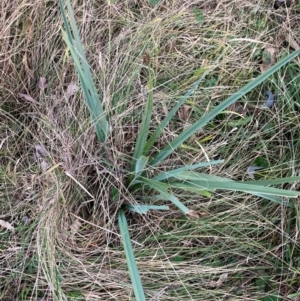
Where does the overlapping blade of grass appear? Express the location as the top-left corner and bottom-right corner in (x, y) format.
(143, 67), (211, 155)
(130, 73), (154, 173)
(134, 156), (149, 179)
(136, 177), (190, 214)
(143, 53), (225, 156)
(170, 180), (299, 197)
(58, 0), (109, 142)
(118, 209), (146, 301)
(152, 159), (224, 181)
(150, 48), (300, 166)
(169, 171), (300, 197)
(128, 155), (150, 188)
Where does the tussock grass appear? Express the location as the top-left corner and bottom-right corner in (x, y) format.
(1, 0), (300, 300)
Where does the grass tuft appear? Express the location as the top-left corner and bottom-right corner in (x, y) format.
(1, 1), (300, 300)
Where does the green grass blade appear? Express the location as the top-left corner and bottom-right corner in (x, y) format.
(61, 31), (108, 142)
(118, 209), (146, 301)
(171, 171), (300, 188)
(128, 155), (149, 187)
(58, 0), (74, 48)
(127, 204), (169, 214)
(130, 73), (154, 172)
(150, 48), (300, 166)
(243, 176), (300, 186)
(216, 182), (300, 198)
(144, 54), (225, 155)
(251, 193), (291, 207)
(170, 171), (234, 182)
(176, 180), (298, 197)
(152, 160), (223, 181)
(216, 182), (300, 197)
(168, 182), (211, 197)
(64, 0), (94, 85)
(58, 0), (109, 142)
(170, 171), (300, 197)
(134, 156), (149, 178)
(176, 180), (299, 197)
(143, 70), (210, 155)
(137, 177), (190, 214)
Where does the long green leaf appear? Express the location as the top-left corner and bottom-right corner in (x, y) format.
(167, 171), (234, 182)
(58, 0), (109, 142)
(131, 73), (154, 172)
(118, 209), (146, 301)
(152, 160), (223, 181)
(58, 0), (74, 47)
(173, 171), (300, 188)
(137, 177), (190, 214)
(137, 177), (290, 206)
(169, 171), (300, 197)
(171, 180), (299, 197)
(243, 176), (300, 186)
(167, 171), (296, 205)
(168, 182), (211, 196)
(150, 48), (300, 166)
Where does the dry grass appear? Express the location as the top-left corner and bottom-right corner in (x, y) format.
(1, 0), (300, 300)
